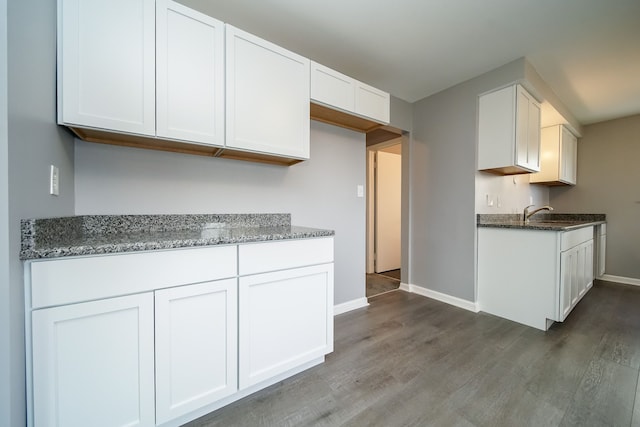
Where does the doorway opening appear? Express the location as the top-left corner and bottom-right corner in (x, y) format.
(366, 127), (404, 298)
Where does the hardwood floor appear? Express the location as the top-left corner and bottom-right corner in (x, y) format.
(366, 272), (400, 297)
(186, 280), (640, 427)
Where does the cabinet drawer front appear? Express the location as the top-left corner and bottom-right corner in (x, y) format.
(561, 226), (593, 251)
(30, 246), (237, 308)
(239, 237), (334, 275)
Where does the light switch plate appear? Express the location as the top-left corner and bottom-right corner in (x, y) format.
(50, 165), (59, 196)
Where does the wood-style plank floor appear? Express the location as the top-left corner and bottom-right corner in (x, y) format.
(186, 280), (640, 427)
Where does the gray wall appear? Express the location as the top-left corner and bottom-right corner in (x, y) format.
(410, 59), (527, 302)
(550, 114), (640, 280)
(1, 0), (9, 423)
(5, 0), (76, 425)
(75, 121), (367, 305)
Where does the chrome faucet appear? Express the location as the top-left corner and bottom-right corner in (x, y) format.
(523, 204), (554, 222)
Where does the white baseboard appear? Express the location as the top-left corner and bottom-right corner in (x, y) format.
(334, 297), (369, 316)
(401, 283), (479, 313)
(599, 274), (640, 287)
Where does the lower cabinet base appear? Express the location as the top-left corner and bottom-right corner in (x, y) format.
(157, 356), (325, 427)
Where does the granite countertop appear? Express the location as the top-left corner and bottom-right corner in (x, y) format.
(20, 214), (335, 260)
(477, 213), (606, 231)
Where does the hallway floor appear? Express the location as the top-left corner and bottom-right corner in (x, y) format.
(187, 280), (640, 426)
(366, 269), (401, 297)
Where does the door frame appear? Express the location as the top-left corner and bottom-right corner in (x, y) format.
(366, 138), (402, 274)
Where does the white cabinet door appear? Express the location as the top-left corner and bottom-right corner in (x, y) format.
(559, 247), (577, 321)
(225, 25), (310, 159)
(238, 263), (333, 389)
(597, 227), (606, 278)
(156, 0), (225, 145)
(478, 84), (540, 174)
(516, 85), (540, 172)
(355, 81), (390, 124)
(310, 61), (355, 113)
(584, 239), (594, 291)
(155, 279), (237, 424)
(559, 126), (578, 184)
(310, 61), (389, 124)
(57, 0), (155, 135)
(531, 124), (578, 185)
(32, 293), (155, 427)
(559, 238), (595, 320)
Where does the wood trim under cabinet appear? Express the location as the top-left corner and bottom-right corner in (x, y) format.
(69, 126), (222, 157)
(68, 126), (303, 166)
(310, 102), (384, 133)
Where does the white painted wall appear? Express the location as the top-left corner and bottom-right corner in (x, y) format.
(475, 173), (549, 214)
(75, 121), (366, 305)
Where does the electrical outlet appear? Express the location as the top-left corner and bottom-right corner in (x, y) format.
(50, 165), (59, 196)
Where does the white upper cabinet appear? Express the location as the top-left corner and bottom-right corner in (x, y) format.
(57, 0), (156, 135)
(310, 62), (356, 113)
(156, 0), (225, 146)
(355, 81), (390, 124)
(530, 124), (578, 185)
(225, 25), (310, 159)
(478, 84), (541, 175)
(310, 61), (390, 125)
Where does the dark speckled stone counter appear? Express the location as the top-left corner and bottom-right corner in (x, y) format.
(21, 214), (335, 260)
(477, 213), (606, 231)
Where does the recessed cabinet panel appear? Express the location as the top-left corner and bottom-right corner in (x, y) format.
(525, 89), (541, 171)
(531, 124), (578, 185)
(32, 293), (155, 427)
(310, 61), (390, 128)
(155, 279), (237, 424)
(226, 25), (310, 159)
(156, 0), (225, 145)
(58, 0), (155, 135)
(310, 61), (355, 112)
(478, 84), (541, 174)
(355, 81), (391, 124)
(238, 264), (334, 389)
(559, 126), (578, 184)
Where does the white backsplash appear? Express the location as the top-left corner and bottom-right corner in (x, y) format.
(475, 171), (550, 214)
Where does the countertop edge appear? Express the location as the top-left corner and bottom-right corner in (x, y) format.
(20, 228), (335, 261)
(477, 220), (606, 231)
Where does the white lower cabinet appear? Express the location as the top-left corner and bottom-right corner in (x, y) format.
(559, 239), (594, 320)
(239, 264), (334, 389)
(32, 293), (156, 427)
(26, 238), (334, 426)
(596, 224), (607, 278)
(478, 226), (595, 330)
(155, 279), (237, 424)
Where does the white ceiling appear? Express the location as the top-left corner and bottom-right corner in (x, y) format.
(179, 0), (640, 125)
